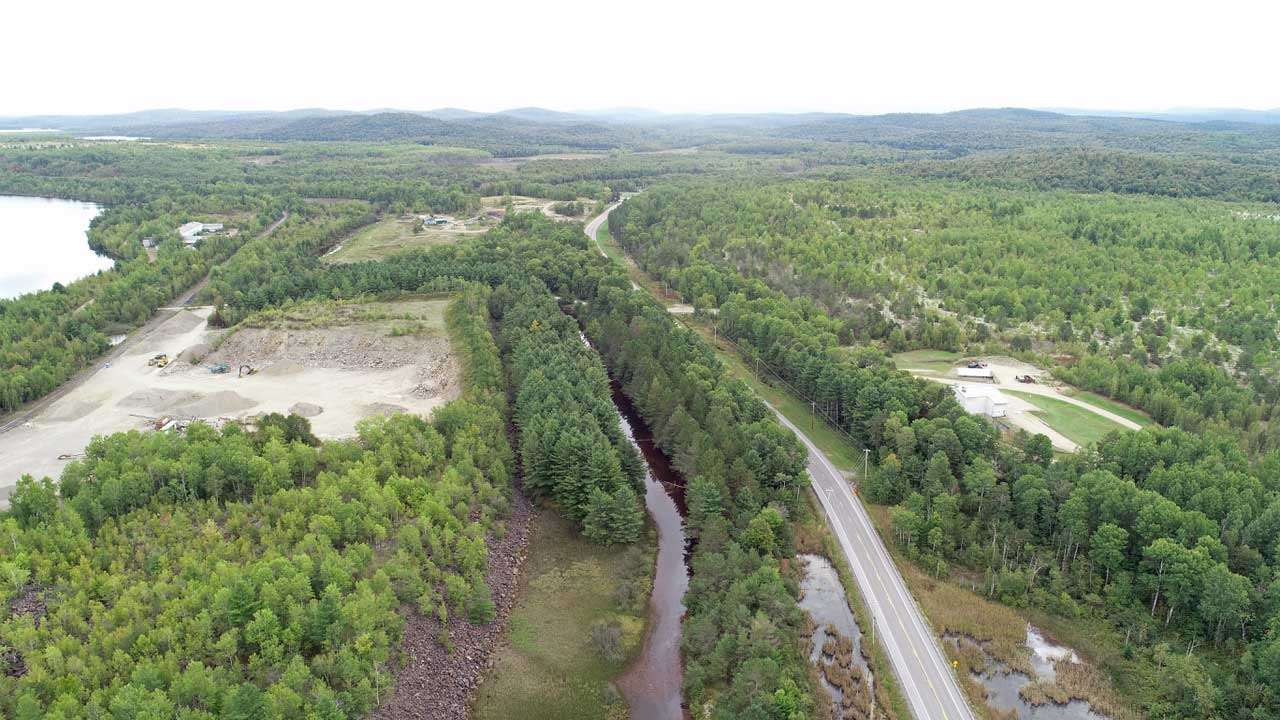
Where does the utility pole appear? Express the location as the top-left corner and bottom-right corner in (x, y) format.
(811, 401), (816, 430)
(863, 448), (870, 479)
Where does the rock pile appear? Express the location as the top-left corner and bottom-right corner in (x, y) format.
(372, 491), (534, 720)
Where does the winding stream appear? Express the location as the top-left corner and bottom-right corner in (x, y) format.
(608, 374), (690, 720)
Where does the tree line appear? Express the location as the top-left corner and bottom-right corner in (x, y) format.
(1, 288), (514, 719)
(610, 185), (1280, 719)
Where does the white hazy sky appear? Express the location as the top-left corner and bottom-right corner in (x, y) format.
(3, 0), (1277, 116)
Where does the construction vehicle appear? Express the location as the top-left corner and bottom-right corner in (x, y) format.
(239, 364), (257, 378)
(208, 362), (230, 374)
(967, 360), (988, 369)
(147, 353), (169, 367)
(1015, 374), (1036, 384)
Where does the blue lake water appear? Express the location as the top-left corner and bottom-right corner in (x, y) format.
(0, 195), (111, 299)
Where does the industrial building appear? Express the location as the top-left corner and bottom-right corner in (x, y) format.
(178, 221), (224, 245)
(953, 383), (1008, 418)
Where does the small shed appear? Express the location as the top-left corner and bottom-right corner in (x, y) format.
(954, 384), (1008, 418)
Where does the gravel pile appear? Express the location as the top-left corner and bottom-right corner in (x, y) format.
(151, 310), (205, 338)
(209, 327), (451, 372)
(288, 402), (324, 417)
(176, 343), (211, 363)
(373, 490), (534, 720)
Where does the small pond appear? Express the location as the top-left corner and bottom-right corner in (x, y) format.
(797, 553), (876, 719)
(949, 626), (1109, 720)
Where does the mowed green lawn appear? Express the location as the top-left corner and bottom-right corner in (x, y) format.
(472, 511), (649, 720)
(891, 349), (962, 375)
(1005, 390), (1131, 447)
(1061, 388), (1154, 427)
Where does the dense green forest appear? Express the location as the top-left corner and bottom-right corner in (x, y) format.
(609, 180), (1280, 455)
(1, 289), (513, 718)
(610, 183), (1280, 718)
(584, 289), (814, 716)
(5, 109), (1280, 719)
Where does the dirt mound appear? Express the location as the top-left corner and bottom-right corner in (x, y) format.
(118, 388), (201, 411)
(289, 402), (324, 418)
(43, 399), (102, 422)
(210, 326), (450, 371)
(159, 360), (195, 375)
(363, 402), (408, 418)
(156, 310), (206, 336)
(262, 361), (305, 377)
(173, 391), (257, 418)
(176, 343), (211, 363)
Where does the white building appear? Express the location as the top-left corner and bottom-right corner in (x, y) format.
(178, 221), (224, 245)
(954, 383), (1008, 418)
(957, 366), (994, 380)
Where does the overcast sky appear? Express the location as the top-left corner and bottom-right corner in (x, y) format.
(4, 0), (1277, 116)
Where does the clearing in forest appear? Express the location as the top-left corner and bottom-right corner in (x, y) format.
(895, 353), (1145, 451)
(472, 511), (652, 720)
(324, 215), (480, 262)
(0, 298), (459, 502)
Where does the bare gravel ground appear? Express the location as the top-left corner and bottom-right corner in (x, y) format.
(0, 300), (458, 503)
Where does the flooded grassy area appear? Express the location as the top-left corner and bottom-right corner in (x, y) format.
(863, 504), (1139, 720)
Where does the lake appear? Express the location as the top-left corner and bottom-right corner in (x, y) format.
(0, 195), (111, 299)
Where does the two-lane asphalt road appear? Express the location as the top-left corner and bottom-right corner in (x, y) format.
(770, 404), (974, 720)
(585, 200), (620, 257)
(584, 200), (974, 720)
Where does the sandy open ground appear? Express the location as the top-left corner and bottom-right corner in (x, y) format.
(902, 356), (1143, 452)
(0, 300), (458, 503)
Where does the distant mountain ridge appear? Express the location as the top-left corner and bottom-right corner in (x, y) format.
(5, 106), (1280, 159)
(7, 105), (1280, 133)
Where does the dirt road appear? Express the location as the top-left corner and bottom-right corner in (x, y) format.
(0, 212), (289, 501)
(904, 356), (1143, 452)
(0, 211), (288, 435)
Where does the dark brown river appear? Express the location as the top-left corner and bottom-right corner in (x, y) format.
(608, 378), (690, 720)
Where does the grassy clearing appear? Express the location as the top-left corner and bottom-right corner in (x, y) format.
(1004, 390), (1129, 447)
(1059, 388), (1154, 427)
(594, 219), (627, 265)
(472, 511), (652, 720)
(890, 349), (962, 374)
(324, 216), (463, 263)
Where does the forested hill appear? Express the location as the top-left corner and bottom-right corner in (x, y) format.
(775, 108), (1280, 153)
(110, 113), (661, 155)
